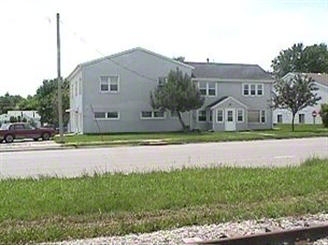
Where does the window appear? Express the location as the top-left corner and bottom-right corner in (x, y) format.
(209, 111), (213, 122)
(94, 112), (106, 119)
(250, 84), (256, 95)
(154, 111), (165, 118)
(141, 111), (152, 118)
(243, 84), (249, 95)
(95, 111), (119, 120)
(208, 82), (216, 96)
(277, 114), (283, 123)
(217, 109), (223, 122)
(100, 75), (119, 92)
(158, 77), (167, 87)
(141, 111), (165, 119)
(299, 114), (305, 124)
(261, 110), (265, 123)
(248, 110), (265, 123)
(100, 76), (109, 91)
(227, 110), (233, 122)
(237, 109), (244, 122)
(109, 76), (118, 92)
(198, 110), (207, 122)
(198, 81), (216, 96)
(257, 84), (263, 95)
(198, 82), (207, 95)
(107, 112), (119, 119)
(243, 83), (264, 96)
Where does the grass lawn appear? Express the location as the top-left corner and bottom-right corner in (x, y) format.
(0, 158), (327, 244)
(56, 124), (328, 147)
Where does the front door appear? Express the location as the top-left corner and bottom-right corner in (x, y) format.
(225, 109), (236, 131)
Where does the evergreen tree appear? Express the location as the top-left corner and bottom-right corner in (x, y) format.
(150, 69), (204, 130)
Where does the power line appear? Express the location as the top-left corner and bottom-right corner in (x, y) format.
(53, 18), (157, 82)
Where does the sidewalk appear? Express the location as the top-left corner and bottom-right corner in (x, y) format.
(0, 140), (65, 152)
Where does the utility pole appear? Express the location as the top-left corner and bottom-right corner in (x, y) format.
(57, 13), (64, 142)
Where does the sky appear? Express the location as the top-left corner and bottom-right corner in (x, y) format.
(1, 0), (327, 97)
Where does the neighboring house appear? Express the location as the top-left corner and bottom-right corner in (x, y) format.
(186, 62), (274, 131)
(273, 72), (328, 125)
(0, 110), (41, 127)
(67, 47), (274, 133)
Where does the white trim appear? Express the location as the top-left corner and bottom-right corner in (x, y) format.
(210, 96), (248, 110)
(99, 75), (120, 93)
(94, 111), (120, 120)
(225, 108), (236, 131)
(216, 109), (224, 123)
(242, 83), (264, 97)
(237, 108), (244, 123)
(197, 110), (207, 122)
(75, 47), (194, 70)
(140, 111), (166, 120)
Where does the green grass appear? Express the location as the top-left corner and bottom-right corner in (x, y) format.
(56, 124), (328, 147)
(0, 158), (328, 244)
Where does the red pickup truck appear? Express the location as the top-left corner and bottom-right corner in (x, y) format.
(0, 122), (57, 143)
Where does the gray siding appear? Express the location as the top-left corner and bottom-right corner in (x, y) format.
(81, 49), (192, 133)
(192, 80), (273, 131)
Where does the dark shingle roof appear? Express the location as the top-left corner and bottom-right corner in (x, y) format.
(206, 96), (229, 108)
(185, 62), (273, 80)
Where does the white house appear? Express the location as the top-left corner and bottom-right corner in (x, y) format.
(273, 72), (328, 125)
(0, 110), (41, 127)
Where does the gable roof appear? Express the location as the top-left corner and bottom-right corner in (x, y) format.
(185, 62), (273, 80)
(304, 73), (328, 87)
(67, 47), (194, 80)
(207, 96), (248, 110)
(283, 72), (328, 87)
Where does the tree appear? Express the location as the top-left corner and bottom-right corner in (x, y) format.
(35, 78), (69, 127)
(150, 69), (204, 130)
(302, 43), (328, 73)
(320, 103), (328, 128)
(273, 74), (321, 131)
(0, 92), (24, 114)
(271, 43), (328, 78)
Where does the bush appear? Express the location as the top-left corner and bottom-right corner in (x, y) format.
(320, 103), (328, 127)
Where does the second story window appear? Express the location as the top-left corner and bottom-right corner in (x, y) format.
(243, 83), (264, 96)
(158, 77), (167, 87)
(100, 75), (119, 93)
(197, 81), (216, 96)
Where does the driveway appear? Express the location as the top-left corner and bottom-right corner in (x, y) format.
(0, 137), (327, 179)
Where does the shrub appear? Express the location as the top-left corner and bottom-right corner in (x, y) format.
(320, 103), (328, 127)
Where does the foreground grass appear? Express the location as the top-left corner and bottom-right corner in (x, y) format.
(56, 124), (328, 147)
(0, 158), (328, 243)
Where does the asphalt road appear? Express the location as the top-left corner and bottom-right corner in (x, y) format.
(0, 137), (327, 179)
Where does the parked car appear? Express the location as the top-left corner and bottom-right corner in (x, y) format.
(0, 122), (57, 143)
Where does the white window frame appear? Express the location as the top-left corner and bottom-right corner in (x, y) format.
(237, 109), (244, 123)
(99, 75), (119, 93)
(261, 110), (266, 123)
(248, 110), (266, 124)
(198, 81), (207, 96)
(197, 110), (207, 122)
(140, 111), (166, 120)
(242, 83), (264, 96)
(94, 111), (120, 120)
(216, 109), (224, 123)
(198, 81), (217, 96)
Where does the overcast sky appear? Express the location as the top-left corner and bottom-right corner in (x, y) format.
(1, 0), (327, 97)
